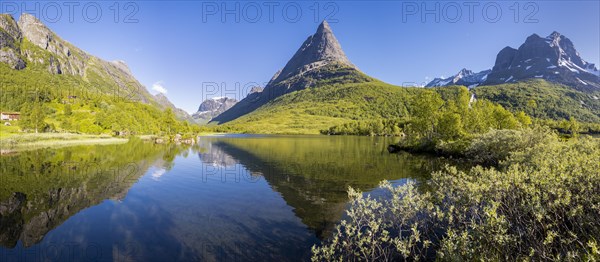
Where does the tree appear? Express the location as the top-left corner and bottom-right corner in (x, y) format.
(64, 104), (72, 116)
(568, 117), (580, 138)
(409, 91), (444, 141)
(527, 99), (538, 116)
(19, 102), (46, 133)
(515, 111), (532, 127)
(490, 103), (519, 130)
(162, 108), (177, 135)
(19, 103), (33, 131)
(373, 120), (384, 136)
(31, 103), (46, 133)
(392, 125), (402, 136)
(437, 112), (463, 140)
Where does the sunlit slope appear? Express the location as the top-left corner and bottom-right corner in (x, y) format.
(220, 81), (420, 134)
(474, 79), (600, 122)
(218, 78), (600, 134)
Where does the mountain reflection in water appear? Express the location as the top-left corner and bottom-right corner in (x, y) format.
(0, 135), (447, 261)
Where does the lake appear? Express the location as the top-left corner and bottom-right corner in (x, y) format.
(0, 135), (449, 262)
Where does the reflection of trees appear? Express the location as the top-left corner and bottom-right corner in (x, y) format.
(0, 139), (187, 248)
(206, 136), (445, 239)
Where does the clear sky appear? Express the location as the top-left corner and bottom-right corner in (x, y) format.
(4, 1), (599, 113)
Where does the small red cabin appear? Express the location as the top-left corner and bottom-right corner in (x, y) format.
(0, 112), (20, 121)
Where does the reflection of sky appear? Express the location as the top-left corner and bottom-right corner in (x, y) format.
(150, 168), (167, 181)
(10, 147), (317, 261)
(1, 136), (436, 261)
(126, 149), (317, 261)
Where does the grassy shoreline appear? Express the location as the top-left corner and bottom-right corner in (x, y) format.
(0, 131), (231, 153)
(0, 133), (128, 153)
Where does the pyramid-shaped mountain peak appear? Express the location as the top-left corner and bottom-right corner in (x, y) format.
(271, 20), (355, 83)
(211, 21), (370, 124)
(317, 20), (332, 33)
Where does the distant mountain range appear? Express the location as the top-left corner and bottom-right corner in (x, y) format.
(192, 96), (238, 122)
(3, 13), (597, 133)
(426, 69), (491, 88)
(208, 22), (599, 132)
(426, 32), (600, 92)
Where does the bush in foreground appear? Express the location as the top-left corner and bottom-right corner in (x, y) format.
(313, 135), (600, 261)
(463, 127), (558, 165)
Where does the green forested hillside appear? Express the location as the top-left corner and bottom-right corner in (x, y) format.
(216, 82), (528, 137)
(214, 77), (599, 135)
(0, 63), (192, 135)
(1, 13), (194, 136)
(216, 81), (413, 134)
(474, 79), (600, 122)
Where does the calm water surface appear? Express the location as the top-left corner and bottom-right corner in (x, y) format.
(0, 135), (448, 261)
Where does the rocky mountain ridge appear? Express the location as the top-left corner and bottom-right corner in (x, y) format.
(484, 31), (599, 92)
(426, 68), (491, 88)
(0, 13), (188, 115)
(192, 97), (238, 121)
(154, 93), (194, 121)
(211, 21), (372, 124)
(426, 32), (600, 92)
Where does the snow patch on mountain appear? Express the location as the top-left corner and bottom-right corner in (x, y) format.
(483, 31), (600, 92)
(192, 97), (238, 121)
(425, 68), (491, 88)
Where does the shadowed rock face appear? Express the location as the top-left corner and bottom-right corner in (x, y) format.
(493, 47), (519, 72)
(0, 14), (25, 69)
(211, 21), (369, 124)
(0, 13), (163, 104)
(0, 14), (20, 38)
(484, 32), (600, 92)
(0, 49), (25, 69)
(17, 13), (87, 75)
(0, 14), (21, 48)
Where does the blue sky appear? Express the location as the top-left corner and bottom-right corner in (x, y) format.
(5, 1), (600, 113)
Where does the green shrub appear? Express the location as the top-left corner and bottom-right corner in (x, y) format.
(465, 127), (558, 165)
(313, 135), (600, 261)
(434, 138), (472, 156)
